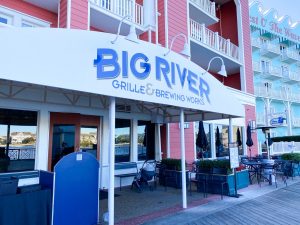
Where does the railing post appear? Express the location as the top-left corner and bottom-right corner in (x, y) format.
(201, 23), (206, 44)
(215, 32), (219, 50)
(131, 0), (135, 24)
(211, 1), (215, 16)
(226, 39), (231, 57)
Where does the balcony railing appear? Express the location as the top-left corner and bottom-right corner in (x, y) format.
(281, 49), (299, 62)
(190, 0), (216, 18)
(190, 19), (239, 61)
(282, 70), (300, 82)
(251, 37), (261, 48)
(256, 114), (266, 125)
(252, 61), (261, 73)
(260, 42), (280, 57)
(292, 117), (300, 127)
(90, 0), (144, 26)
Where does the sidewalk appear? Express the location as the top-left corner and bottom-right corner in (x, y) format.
(142, 177), (300, 225)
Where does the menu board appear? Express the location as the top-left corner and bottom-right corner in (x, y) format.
(229, 147), (239, 169)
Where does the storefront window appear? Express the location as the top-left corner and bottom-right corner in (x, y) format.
(0, 108), (37, 173)
(232, 126), (244, 155)
(215, 125), (229, 157)
(137, 121), (155, 161)
(80, 126), (98, 158)
(195, 122), (211, 158)
(115, 119), (131, 163)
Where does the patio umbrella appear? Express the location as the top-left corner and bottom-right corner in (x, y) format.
(236, 128), (242, 147)
(196, 121), (208, 159)
(246, 124), (253, 158)
(215, 126), (221, 157)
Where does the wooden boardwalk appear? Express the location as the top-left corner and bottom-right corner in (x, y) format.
(188, 183), (300, 225)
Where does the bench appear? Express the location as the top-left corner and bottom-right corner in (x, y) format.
(115, 162), (138, 191)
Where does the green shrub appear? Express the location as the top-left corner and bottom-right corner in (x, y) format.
(281, 153), (300, 162)
(161, 158), (184, 170)
(272, 136), (300, 142)
(196, 159), (232, 174)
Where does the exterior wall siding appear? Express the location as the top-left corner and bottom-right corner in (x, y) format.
(70, 0), (88, 29)
(59, 0), (68, 28)
(0, 0), (57, 27)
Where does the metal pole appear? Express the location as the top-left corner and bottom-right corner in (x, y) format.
(166, 123), (170, 158)
(5, 124), (10, 157)
(108, 97), (116, 225)
(180, 109), (187, 208)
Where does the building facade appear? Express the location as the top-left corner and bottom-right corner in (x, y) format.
(250, 1), (300, 155)
(0, 0), (256, 187)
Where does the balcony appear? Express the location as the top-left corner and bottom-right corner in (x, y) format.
(281, 49), (299, 64)
(189, 0), (218, 26)
(256, 114), (266, 126)
(189, 19), (241, 74)
(90, 0), (146, 34)
(261, 65), (282, 80)
(251, 38), (261, 50)
(290, 93), (300, 103)
(260, 43), (280, 58)
(282, 70), (300, 84)
(292, 117), (300, 127)
(254, 86), (283, 100)
(252, 61), (261, 74)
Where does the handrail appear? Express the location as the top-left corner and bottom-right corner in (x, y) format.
(190, 0), (216, 18)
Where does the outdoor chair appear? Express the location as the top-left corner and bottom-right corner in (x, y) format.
(274, 161), (288, 187)
(207, 168), (228, 200)
(189, 167), (209, 198)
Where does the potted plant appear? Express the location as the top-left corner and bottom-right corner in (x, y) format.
(159, 158), (188, 188)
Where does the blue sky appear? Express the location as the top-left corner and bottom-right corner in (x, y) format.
(258, 0), (300, 23)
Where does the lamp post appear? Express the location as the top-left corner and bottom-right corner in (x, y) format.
(111, 15), (139, 44)
(164, 33), (190, 57)
(205, 56), (227, 77)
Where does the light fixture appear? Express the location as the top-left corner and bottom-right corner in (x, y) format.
(205, 56), (227, 77)
(164, 33), (190, 58)
(111, 15), (139, 44)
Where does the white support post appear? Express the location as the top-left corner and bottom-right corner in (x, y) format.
(286, 102), (292, 136)
(108, 97), (115, 225)
(180, 109), (187, 209)
(210, 123), (216, 159)
(166, 123), (170, 158)
(155, 123), (162, 161)
(226, 39), (231, 56)
(201, 23), (206, 44)
(242, 126), (247, 156)
(67, 0), (71, 29)
(228, 117), (233, 143)
(35, 109), (50, 170)
(131, 119), (138, 162)
(265, 98), (270, 126)
(215, 32), (219, 50)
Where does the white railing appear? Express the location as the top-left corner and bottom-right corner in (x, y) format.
(292, 117), (300, 127)
(251, 37), (261, 48)
(285, 70), (300, 81)
(90, 0), (144, 26)
(264, 65), (281, 77)
(190, 19), (239, 61)
(261, 42), (280, 55)
(282, 49), (299, 61)
(272, 142), (300, 154)
(256, 114), (266, 125)
(190, 0), (216, 18)
(290, 93), (300, 102)
(252, 61), (261, 72)
(254, 86), (284, 100)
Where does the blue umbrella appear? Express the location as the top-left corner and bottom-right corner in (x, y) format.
(246, 124), (253, 157)
(216, 126), (221, 157)
(237, 128), (242, 147)
(196, 121), (208, 159)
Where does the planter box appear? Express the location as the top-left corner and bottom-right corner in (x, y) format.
(196, 170), (249, 196)
(159, 170), (189, 189)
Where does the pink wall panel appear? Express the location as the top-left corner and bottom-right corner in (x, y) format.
(70, 0), (88, 29)
(59, 0), (67, 28)
(158, 0), (165, 46)
(0, 0), (57, 27)
(241, 0), (254, 94)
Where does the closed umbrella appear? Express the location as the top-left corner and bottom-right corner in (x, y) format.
(236, 128), (242, 148)
(246, 124), (253, 158)
(216, 126), (221, 157)
(196, 121), (208, 159)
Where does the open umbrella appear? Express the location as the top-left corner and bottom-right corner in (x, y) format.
(246, 124), (253, 158)
(216, 126), (221, 157)
(196, 121), (208, 159)
(236, 128), (242, 147)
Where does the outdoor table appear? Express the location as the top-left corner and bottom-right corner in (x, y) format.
(242, 161), (262, 185)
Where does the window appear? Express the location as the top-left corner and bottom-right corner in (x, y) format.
(232, 126), (243, 155)
(115, 119), (131, 162)
(80, 126), (98, 158)
(0, 13), (12, 25)
(0, 108), (37, 173)
(137, 121), (155, 161)
(281, 65), (289, 77)
(195, 122), (211, 158)
(261, 60), (270, 73)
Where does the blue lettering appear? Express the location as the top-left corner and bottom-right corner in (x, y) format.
(130, 53), (151, 79)
(187, 70), (199, 95)
(171, 62), (176, 85)
(176, 64), (187, 88)
(199, 77), (210, 103)
(122, 51), (128, 78)
(94, 48), (120, 79)
(155, 56), (172, 88)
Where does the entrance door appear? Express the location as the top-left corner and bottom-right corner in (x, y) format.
(49, 113), (100, 170)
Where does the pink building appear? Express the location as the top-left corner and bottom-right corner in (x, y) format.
(0, 0), (256, 183)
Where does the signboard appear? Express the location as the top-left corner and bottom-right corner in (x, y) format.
(0, 28), (244, 119)
(229, 147), (239, 169)
(269, 112), (287, 127)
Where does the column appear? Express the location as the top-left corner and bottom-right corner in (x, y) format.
(228, 117), (233, 143)
(108, 97), (116, 225)
(210, 124), (216, 159)
(35, 109), (50, 171)
(166, 123), (170, 158)
(131, 119), (138, 162)
(155, 124), (162, 160)
(180, 109), (187, 209)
